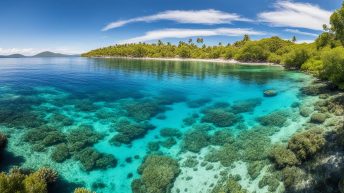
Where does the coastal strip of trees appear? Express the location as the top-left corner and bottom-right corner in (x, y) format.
(83, 3), (344, 90)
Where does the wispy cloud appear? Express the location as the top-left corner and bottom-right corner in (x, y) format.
(295, 39), (315, 44)
(285, 29), (319, 37)
(102, 9), (251, 31)
(258, 1), (332, 30)
(118, 28), (265, 44)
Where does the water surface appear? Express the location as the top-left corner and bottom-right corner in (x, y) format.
(0, 57), (315, 193)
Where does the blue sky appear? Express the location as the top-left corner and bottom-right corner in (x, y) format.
(0, 0), (342, 55)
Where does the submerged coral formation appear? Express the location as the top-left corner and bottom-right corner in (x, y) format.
(132, 155), (180, 193)
(0, 57), (343, 193)
(288, 128), (325, 161)
(110, 118), (155, 145)
(201, 108), (242, 127)
(257, 110), (289, 127)
(211, 175), (248, 193)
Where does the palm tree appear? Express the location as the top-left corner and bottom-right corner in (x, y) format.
(243, 34), (250, 42)
(196, 38), (204, 44)
(292, 36), (297, 43)
(188, 38), (193, 44)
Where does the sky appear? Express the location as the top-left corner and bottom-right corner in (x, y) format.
(0, 0), (342, 55)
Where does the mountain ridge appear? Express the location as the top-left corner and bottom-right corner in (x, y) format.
(0, 51), (79, 58)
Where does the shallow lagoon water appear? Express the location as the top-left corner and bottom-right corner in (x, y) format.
(0, 57), (316, 193)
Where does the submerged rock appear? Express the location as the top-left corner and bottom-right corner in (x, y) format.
(264, 89), (277, 97)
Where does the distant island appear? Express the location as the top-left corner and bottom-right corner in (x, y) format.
(0, 51), (79, 58)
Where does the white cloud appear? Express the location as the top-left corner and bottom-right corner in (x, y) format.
(0, 48), (80, 56)
(102, 9), (251, 31)
(285, 29), (319, 37)
(295, 39), (314, 44)
(118, 28), (265, 44)
(258, 1), (332, 30)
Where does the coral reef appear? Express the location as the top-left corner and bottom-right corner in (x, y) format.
(257, 110), (289, 127)
(160, 137), (176, 149)
(50, 114), (74, 127)
(110, 118), (155, 145)
(0, 133), (8, 150)
(210, 130), (234, 146)
(258, 173), (281, 192)
(310, 113), (327, 124)
(182, 125), (211, 153)
(74, 188), (93, 193)
(299, 105), (312, 117)
(231, 98), (262, 114)
(205, 143), (238, 167)
(186, 98), (211, 108)
(147, 142), (160, 152)
(182, 113), (199, 126)
(159, 128), (181, 138)
(211, 175), (248, 193)
(201, 108), (241, 127)
(51, 143), (70, 163)
(74, 147), (117, 171)
(124, 100), (165, 121)
(269, 145), (300, 168)
(288, 128), (325, 161)
(281, 166), (306, 189)
(36, 167), (58, 184)
(0, 167), (57, 193)
(132, 155), (180, 193)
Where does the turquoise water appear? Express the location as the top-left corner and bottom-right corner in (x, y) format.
(0, 57), (315, 193)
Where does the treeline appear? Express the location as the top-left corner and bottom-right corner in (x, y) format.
(83, 4), (344, 89)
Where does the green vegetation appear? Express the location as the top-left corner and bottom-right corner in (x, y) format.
(83, 3), (344, 89)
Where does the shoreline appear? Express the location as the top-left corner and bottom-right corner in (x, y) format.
(88, 56), (281, 67)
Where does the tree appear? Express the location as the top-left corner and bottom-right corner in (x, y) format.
(188, 38), (193, 44)
(292, 36), (297, 43)
(196, 38), (204, 44)
(243, 34), (250, 42)
(157, 40), (163, 46)
(315, 32), (337, 49)
(283, 47), (310, 69)
(321, 47), (344, 88)
(330, 3), (344, 44)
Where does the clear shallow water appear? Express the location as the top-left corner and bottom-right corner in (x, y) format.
(0, 57), (315, 193)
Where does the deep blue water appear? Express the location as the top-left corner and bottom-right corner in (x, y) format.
(0, 57), (315, 193)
